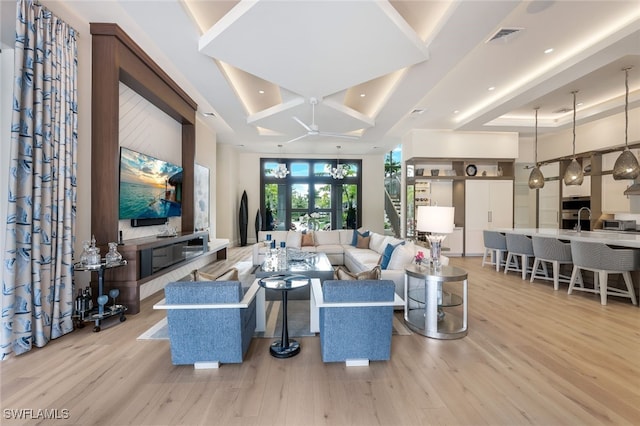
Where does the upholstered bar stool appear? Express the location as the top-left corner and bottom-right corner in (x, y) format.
(504, 233), (535, 280)
(568, 240), (639, 306)
(530, 236), (577, 290)
(482, 230), (507, 272)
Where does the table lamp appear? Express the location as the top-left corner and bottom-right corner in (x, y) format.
(416, 205), (455, 270)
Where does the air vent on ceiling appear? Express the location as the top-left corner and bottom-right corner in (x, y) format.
(486, 27), (523, 43)
(411, 108), (426, 116)
(553, 107), (573, 114)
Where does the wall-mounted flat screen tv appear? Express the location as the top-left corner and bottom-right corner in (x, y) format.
(118, 147), (183, 220)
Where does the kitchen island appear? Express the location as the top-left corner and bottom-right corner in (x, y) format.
(494, 228), (640, 249)
(494, 228), (640, 306)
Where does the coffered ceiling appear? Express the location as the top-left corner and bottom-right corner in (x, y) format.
(28, 0), (640, 155)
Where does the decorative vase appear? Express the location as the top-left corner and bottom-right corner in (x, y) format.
(239, 191), (248, 246)
(86, 247), (101, 266)
(105, 242), (122, 265)
(255, 209), (262, 240)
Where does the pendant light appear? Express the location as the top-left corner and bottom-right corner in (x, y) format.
(273, 144), (289, 178)
(528, 107), (545, 189)
(563, 91), (584, 186)
(613, 67), (639, 180)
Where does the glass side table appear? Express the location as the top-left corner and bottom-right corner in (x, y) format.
(404, 264), (468, 339)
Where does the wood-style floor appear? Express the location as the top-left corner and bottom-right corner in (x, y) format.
(2, 246), (639, 426)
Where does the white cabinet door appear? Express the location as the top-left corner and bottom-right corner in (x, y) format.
(602, 174), (631, 213)
(465, 180), (513, 255)
(489, 180), (514, 228)
(538, 179), (559, 228)
(562, 175), (591, 197)
(465, 180), (490, 256)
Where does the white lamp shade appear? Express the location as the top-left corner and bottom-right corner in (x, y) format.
(416, 206), (455, 234)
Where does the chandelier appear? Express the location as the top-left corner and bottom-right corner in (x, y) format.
(272, 144), (290, 178)
(329, 145), (349, 179)
(273, 163), (289, 179)
(612, 67), (639, 180)
(528, 107), (545, 189)
(563, 91), (584, 186)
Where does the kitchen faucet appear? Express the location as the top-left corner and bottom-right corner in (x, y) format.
(575, 207), (592, 232)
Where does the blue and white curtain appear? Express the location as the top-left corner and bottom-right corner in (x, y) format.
(1, 0), (78, 359)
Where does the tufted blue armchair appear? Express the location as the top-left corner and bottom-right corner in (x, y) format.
(315, 279), (399, 365)
(154, 280), (258, 368)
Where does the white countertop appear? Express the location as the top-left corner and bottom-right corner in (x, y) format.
(493, 228), (640, 249)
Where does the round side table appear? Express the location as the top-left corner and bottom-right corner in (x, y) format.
(404, 264), (468, 339)
(258, 274), (310, 358)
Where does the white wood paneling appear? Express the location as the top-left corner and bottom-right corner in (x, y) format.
(118, 83), (183, 240)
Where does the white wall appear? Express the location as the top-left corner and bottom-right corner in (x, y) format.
(216, 143), (239, 244)
(403, 129), (519, 159)
(538, 107), (640, 162)
(195, 115), (217, 238)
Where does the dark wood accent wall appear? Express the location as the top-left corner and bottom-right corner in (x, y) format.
(90, 23), (197, 243)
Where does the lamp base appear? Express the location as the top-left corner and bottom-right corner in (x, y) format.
(426, 234), (447, 270)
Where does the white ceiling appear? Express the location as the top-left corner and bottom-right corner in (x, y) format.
(14, 0), (640, 155)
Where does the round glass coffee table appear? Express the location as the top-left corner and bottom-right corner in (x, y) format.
(258, 274), (310, 358)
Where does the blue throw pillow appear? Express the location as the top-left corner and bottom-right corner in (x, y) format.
(351, 229), (370, 246)
(380, 241), (405, 270)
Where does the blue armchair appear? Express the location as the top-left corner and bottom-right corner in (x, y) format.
(154, 280), (258, 368)
(315, 279), (399, 365)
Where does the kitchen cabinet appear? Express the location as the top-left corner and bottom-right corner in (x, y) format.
(443, 227), (464, 256)
(601, 174), (631, 213)
(465, 180), (513, 255)
(537, 164), (560, 228)
(538, 179), (560, 228)
(562, 175), (591, 197)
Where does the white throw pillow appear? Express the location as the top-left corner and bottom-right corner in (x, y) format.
(314, 230), (340, 245)
(286, 231), (302, 249)
(387, 242), (416, 270)
(369, 233), (389, 254)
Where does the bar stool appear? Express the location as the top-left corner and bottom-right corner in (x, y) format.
(504, 233), (535, 280)
(568, 240), (639, 306)
(482, 230), (507, 272)
(530, 236), (578, 290)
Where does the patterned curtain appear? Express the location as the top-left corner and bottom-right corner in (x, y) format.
(1, 0), (78, 359)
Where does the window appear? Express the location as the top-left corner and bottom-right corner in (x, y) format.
(260, 158), (362, 231)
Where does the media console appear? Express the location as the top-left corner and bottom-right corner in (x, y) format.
(97, 231), (223, 314)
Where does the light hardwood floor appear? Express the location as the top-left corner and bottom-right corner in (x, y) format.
(1, 247), (639, 425)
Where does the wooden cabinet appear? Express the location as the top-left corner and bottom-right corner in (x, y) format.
(465, 180), (513, 255)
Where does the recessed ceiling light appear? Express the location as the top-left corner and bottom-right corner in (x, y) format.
(544, 48), (554, 54)
(577, 102), (583, 107)
(488, 86), (495, 91)
(453, 110), (460, 114)
(360, 93), (366, 98)
(258, 90), (265, 94)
